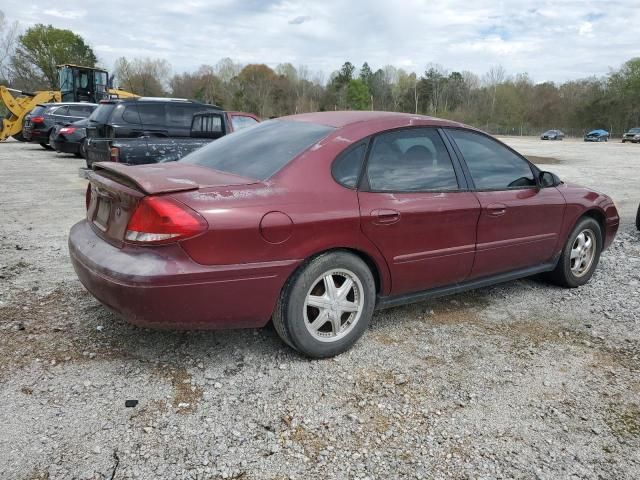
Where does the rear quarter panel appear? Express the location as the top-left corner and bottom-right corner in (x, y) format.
(174, 130), (393, 295)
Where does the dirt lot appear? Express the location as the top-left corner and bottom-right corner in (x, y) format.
(0, 138), (639, 479)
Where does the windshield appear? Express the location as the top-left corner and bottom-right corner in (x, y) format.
(629, 128), (640, 134)
(88, 103), (116, 124)
(180, 119), (335, 180)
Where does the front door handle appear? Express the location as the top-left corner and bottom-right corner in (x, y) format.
(372, 209), (401, 225)
(486, 203), (507, 217)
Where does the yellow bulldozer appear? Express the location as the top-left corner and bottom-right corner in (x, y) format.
(1, 64), (137, 142)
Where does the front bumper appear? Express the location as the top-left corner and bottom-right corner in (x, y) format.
(68, 220), (299, 329)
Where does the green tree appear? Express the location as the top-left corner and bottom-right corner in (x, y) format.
(11, 24), (96, 88)
(346, 79), (370, 110)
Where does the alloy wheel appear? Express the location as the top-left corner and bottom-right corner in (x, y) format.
(303, 269), (364, 342)
(570, 229), (596, 277)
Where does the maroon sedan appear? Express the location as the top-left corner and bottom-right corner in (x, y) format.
(69, 112), (619, 358)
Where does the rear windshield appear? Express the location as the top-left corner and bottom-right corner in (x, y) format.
(30, 106), (46, 116)
(180, 120), (335, 180)
(88, 103), (116, 124)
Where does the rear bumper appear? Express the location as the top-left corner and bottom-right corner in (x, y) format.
(53, 139), (80, 154)
(68, 220), (299, 329)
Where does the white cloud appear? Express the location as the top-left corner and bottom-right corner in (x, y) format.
(3, 0), (639, 83)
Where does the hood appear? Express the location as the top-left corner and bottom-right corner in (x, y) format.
(91, 162), (257, 195)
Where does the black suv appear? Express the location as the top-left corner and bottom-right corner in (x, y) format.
(85, 98), (259, 167)
(22, 103), (98, 149)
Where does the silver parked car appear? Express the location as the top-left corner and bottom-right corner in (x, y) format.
(540, 129), (565, 140)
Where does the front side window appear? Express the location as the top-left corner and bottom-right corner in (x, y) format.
(448, 129), (536, 190)
(181, 119), (334, 180)
(366, 128), (459, 192)
(231, 115), (259, 131)
(68, 105), (94, 116)
(51, 106), (69, 116)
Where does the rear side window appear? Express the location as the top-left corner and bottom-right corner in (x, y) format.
(332, 143), (366, 188)
(167, 105), (197, 128)
(181, 120), (335, 180)
(124, 104), (165, 125)
(89, 104), (116, 124)
(366, 128), (459, 191)
(447, 129), (536, 190)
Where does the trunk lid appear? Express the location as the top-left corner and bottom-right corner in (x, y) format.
(86, 163), (256, 246)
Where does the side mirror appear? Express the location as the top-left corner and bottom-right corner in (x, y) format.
(539, 171), (561, 188)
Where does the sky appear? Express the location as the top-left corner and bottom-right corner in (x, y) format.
(1, 0), (639, 84)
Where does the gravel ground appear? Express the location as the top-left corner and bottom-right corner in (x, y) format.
(0, 138), (639, 480)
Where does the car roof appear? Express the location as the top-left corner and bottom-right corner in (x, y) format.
(37, 102), (98, 108)
(104, 98), (222, 109)
(281, 111), (468, 129)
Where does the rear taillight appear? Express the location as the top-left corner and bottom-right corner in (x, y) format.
(110, 147), (120, 162)
(60, 127), (76, 134)
(125, 197), (208, 244)
(31, 116), (44, 123)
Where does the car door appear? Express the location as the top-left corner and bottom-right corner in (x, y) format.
(357, 127), (481, 295)
(445, 128), (566, 278)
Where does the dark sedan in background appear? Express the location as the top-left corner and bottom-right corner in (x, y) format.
(621, 127), (640, 143)
(584, 129), (609, 142)
(22, 102), (97, 149)
(540, 129), (565, 140)
(51, 118), (90, 158)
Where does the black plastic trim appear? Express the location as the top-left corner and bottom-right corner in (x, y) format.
(375, 256), (559, 310)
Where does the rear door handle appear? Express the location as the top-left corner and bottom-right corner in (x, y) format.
(372, 209), (401, 225)
(486, 203), (507, 217)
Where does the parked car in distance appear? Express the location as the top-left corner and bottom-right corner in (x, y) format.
(22, 102), (97, 149)
(50, 118), (91, 158)
(69, 111), (619, 358)
(540, 129), (564, 140)
(584, 129), (609, 142)
(84, 98), (260, 168)
(621, 127), (640, 143)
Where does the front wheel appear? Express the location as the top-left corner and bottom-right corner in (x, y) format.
(549, 217), (602, 288)
(272, 251), (376, 358)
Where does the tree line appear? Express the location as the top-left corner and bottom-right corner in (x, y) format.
(1, 17), (639, 137)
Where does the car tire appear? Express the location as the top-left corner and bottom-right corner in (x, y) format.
(272, 251), (376, 358)
(636, 203), (640, 231)
(549, 217), (602, 288)
(39, 142), (53, 150)
(12, 132), (26, 142)
(49, 131), (58, 151)
(78, 139), (88, 159)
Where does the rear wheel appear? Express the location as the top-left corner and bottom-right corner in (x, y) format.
(272, 251), (376, 358)
(549, 217), (602, 288)
(78, 139), (88, 159)
(39, 142), (53, 150)
(12, 132), (26, 142)
(49, 131), (57, 151)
